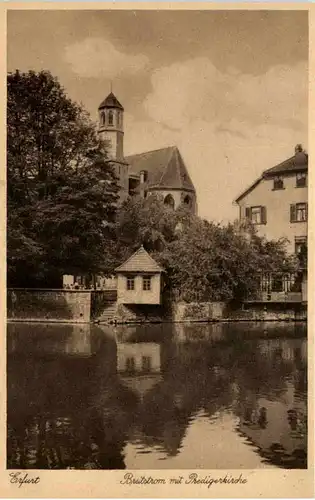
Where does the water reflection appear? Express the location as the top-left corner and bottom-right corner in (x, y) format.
(7, 321), (307, 469)
(117, 343), (162, 402)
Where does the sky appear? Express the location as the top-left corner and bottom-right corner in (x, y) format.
(7, 10), (308, 222)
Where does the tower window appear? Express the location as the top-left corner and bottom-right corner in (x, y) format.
(108, 110), (114, 126)
(100, 112), (105, 126)
(164, 194), (175, 209)
(183, 195), (191, 207)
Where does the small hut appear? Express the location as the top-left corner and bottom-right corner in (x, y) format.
(115, 246), (164, 305)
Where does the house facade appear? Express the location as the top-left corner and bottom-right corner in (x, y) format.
(98, 92), (197, 214)
(115, 246), (164, 305)
(235, 145), (308, 255)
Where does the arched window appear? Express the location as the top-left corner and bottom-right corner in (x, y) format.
(100, 112), (105, 126)
(108, 110), (114, 126)
(183, 195), (191, 207)
(164, 194), (175, 209)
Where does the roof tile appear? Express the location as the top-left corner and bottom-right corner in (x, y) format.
(98, 92), (124, 111)
(115, 246), (164, 273)
(263, 152), (308, 177)
(125, 146), (195, 192)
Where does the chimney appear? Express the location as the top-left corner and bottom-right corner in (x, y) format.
(295, 144), (303, 154)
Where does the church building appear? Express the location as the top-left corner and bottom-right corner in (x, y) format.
(98, 92), (197, 214)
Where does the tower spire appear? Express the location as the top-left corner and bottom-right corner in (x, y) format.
(98, 89), (124, 162)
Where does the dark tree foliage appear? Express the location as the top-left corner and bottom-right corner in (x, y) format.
(114, 193), (180, 261)
(7, 70), (119, 287)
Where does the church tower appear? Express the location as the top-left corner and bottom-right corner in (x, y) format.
(98, 92), (128, 200)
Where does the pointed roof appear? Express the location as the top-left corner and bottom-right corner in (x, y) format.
(125, 146), (195, 192)
(98, 92), (124, 111)
(115, 246), (164, 273)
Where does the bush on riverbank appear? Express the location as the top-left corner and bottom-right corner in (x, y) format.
(116, 196), (298, 302)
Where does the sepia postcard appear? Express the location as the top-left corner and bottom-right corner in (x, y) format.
(0, 2), (314, 498)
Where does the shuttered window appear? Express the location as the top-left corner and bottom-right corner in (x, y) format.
(295, 236), (307, 254)
(245, 206), (267, 225)
(290, 203), (307, 222)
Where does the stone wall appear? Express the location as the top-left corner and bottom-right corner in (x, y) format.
(90, 290), (117, 320)
(7, 290), (307, 324)
(7, 289), (91, 323)
(172, 301), (306, 323)
(173, 302), (226, 322)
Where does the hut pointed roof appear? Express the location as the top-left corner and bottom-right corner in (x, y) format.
(115, 246), (164, 273)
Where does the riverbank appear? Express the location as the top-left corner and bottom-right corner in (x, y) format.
(7, 289), (307, 324)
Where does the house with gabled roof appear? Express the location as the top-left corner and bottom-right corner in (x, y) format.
(115, 246), (164, 305)
(97, 92), (197, 214)
(235, 145), (308, 255)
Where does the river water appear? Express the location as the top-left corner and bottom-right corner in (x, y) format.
(7, 321), (307, 470)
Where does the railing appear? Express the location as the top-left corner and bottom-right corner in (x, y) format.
(62, 275), (118, 290)
(245, 291), (303, 303)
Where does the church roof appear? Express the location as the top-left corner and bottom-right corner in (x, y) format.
(115, 246), (164, 273)
(98, 92), (124, 111)
(125, 146), (195, 192)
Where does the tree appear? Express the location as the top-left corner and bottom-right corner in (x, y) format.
(157, 218), (297, 302)
(7, 70), (119, 286)
(115, 193), (179, 260)
(114, 194), (296, 303)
